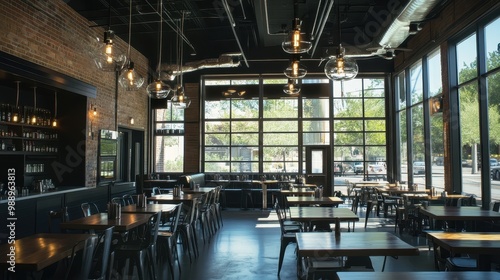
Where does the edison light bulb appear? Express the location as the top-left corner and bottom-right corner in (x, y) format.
(293, 30), (300, 48)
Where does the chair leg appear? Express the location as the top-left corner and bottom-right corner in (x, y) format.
(365, 201), (373, 228)
(277, 240), (288, 276)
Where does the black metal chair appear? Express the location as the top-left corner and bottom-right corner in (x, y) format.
(122, 194), (135, 205)
(157, 203), (183, 280)
(113, 212), (162, 280)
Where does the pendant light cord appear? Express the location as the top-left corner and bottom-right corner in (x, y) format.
(15, 81), (20, 108)
(126, 0), (132, 59)
(156, 0), (163, 78)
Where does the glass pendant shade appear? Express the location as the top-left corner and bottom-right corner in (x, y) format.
(119, 61), (145, 91)
(282, 19), (312, 54)
(283, 79), (301, 95)
(171, 86), (191, 109)
(284, 60), (307, 79)
(92, 30), (127, 72)
(324, 55), (358, 80)
(146, 78), (171, 99)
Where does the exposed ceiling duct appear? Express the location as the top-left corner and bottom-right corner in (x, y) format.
(160, 53), (241, 81)
(354, 0), (443, 58)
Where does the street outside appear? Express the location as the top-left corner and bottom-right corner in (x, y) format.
(333, 165), (500, 203)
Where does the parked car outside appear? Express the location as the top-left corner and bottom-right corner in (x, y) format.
(413, 161), (425, 174)
(490, 158), (498, 167)
(353, 162), (364, 174)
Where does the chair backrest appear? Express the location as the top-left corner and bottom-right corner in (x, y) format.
(151, 187), (161, 196)
(490, 201), (500, 212)
(166, 203), (183, 234)
(48, 207), (69, 233)
(122, 194), (135, 205)
(66, 235), (97, 280)
(81, 202), (99, 217)
(457, 196), (477, 207)
(111, 197), (125, 206)
(274, 199), (286, 230)
(82, 226), (114, 280)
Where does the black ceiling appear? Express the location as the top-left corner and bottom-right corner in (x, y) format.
(65, 0), (446, 75)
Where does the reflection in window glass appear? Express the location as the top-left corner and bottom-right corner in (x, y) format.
(459, 83), (481, 193)
(399, 111), (408, 182)
(485, 17), (500, 71)
(457, 34), (477, 84)
(410, 62), (423, 105)
(428, 50), (442, 97)
(334, 120), (363, 131)
(303, 99), (329, 118)
(488, 72), (500, 183)
(333, 99), (363, 118)
(263, 121), (298, 132)
(364, 99), (385, 117)
(231, 121), (258, 132)
(205, 121), (229, 132)
(205, 100), (230, 119)
(411, 105), (426, 184)
(155, 136), (184, 172)
(263, 99), (298, 118)
(335, 133), (364, 145)
(231, 100), (259, 118)
(303, 120), (329, 132)
(303, 133), (330, 145)
(364, 79), (385, 97)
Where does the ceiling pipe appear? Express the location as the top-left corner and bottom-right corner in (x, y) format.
(160, 53), (241, 81)
(222, 0), (249, 67)
(310, 0), (335, 57)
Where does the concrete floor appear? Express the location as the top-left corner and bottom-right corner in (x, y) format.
(167, 205), (437, 280)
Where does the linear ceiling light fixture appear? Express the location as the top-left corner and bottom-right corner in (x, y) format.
(92, 0), (126, 72)
(324, 1), (358, 80)
(118, 0), (144, 90)
(146, 0), (171, 99)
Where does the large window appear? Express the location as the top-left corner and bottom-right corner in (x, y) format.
(154, 105), (185, 172)
(201, 76), (386, 184)
(396, 49), (443, 188)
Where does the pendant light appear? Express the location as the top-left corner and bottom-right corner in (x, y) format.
(282, 0), (312, 54)
(12, 81), (20, 122)
(118, 0), (144, 90)
(283, 78), (301, 95)
(171, 11), (191, 109)
(146, 0), (171, 99)
(324, 1), (358, 80)
(52, 91), (58, 127)
(284, 55), (307, 79)
(92, 0), (126, 72)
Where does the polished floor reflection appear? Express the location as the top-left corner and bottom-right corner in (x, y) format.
(170, 207), (436, 280)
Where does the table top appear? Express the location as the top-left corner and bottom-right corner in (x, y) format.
(427, 232), (500, 255)
(121, 203), (177, 214)
(419, 206), (500, 220)
(336, 271), (500, 280)
(148, 193), (201, 204)
(143, 179), (178, 183)
(60, 212), (152, 232)
(296, 232), (419, 257)
(289, 206), (359, 222)
(0, 233), (93, 271)
(384, 188), (429, 194)
(286, 196), (344, 206)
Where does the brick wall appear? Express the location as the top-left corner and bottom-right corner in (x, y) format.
(0, 0), (149, 187)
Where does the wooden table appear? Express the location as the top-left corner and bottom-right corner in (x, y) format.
(289, 206), (359, 232)
(60, 213), (152, 232)
(147, 193), (201, 204)
(419, 205), (500, 232)
(121, 203), (177, 214)
(296, 232), (419, 277)
(290, 183), (317, 189)
(0, 233), (92, 272)
(427, 232), (500, 270)
(336, 271), (500, 280)
(286, 196), (344, 206)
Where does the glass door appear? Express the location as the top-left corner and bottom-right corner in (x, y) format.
(305, 146), (331, 195)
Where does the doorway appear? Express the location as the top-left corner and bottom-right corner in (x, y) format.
(305, 146), (331, 196)
(118, 127), (144, 183)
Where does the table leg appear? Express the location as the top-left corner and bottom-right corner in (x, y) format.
(262, 183), (267, 209)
